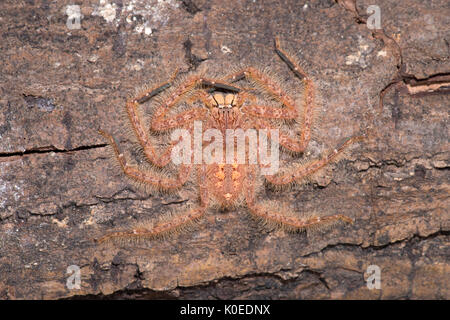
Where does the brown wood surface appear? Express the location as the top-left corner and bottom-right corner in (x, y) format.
(0, 0), (448, 299)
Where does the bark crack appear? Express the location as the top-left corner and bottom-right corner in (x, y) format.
(335, 0), (450, 113)
(0, 144), (107, 159)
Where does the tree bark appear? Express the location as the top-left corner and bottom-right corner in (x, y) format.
(0, 0), (448, 299)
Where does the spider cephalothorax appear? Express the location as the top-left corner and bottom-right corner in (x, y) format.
(97, 38), (363, 244)
(206, 92), (243, 130)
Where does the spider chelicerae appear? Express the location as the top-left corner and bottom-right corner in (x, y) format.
(97, 38), (363, 244)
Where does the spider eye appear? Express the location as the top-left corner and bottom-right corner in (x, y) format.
(206, 96), (214, 108)
(224, 94), (234, 106)
(211, 92), (236, 108)
(213, 93), (225, 105)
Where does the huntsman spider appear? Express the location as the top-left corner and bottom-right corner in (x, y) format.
(97, 38), (363, 244)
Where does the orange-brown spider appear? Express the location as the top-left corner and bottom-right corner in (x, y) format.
(97, 38), (363, 244)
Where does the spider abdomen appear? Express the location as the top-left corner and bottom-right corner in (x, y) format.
(206, 163), (245, 208)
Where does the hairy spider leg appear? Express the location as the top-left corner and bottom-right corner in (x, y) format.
(99, 130), (192, 191)
(151, 75), (246, 131)
(125, 68), (182, 167)
(249, 117), (311, 153)
(223, 38), (317, 153)
(264, 135), (364, 185)
(96, 165), (210, 244)
(244, 165), (353, 233)
(125, 69), (241, 166)
(97, 37), (363, 244)
(274, 37), (315, 152)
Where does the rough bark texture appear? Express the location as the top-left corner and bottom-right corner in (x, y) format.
(0, 0), (448, 299)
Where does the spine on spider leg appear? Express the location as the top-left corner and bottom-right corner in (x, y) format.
(247, 200), (353, 234)
(304, 213), (353, 235)
(274, 37), (310, 81)
(133, 164), (192, 194)
(119, 103), (145, 145)
(133, 68), (179, 105)
(98, 129), (153, 193)
(246, 67), (298, 115)
(122, 97), (170, 169)
(150, 75), (205, 129)
(123, 99), (184, 168)
(120, 69), (193, 168)
(245, 167), (351, 233)
(98, 129), (191, 194)
(98, 130), (127, 171)
(275, 37), (321, 149)
(97, 129), (163, 194)
(265, 134), (364, 188)
(126, 100), (152, 146)
(124, 75), (176, 142)
(325, 135), (365, 162)
(298, 135), (363, 181)
(95, 206), (206, 245)
(297, 77), (316, 149)
(124, 72), (177, 141)
(303, 135), (364, 183)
